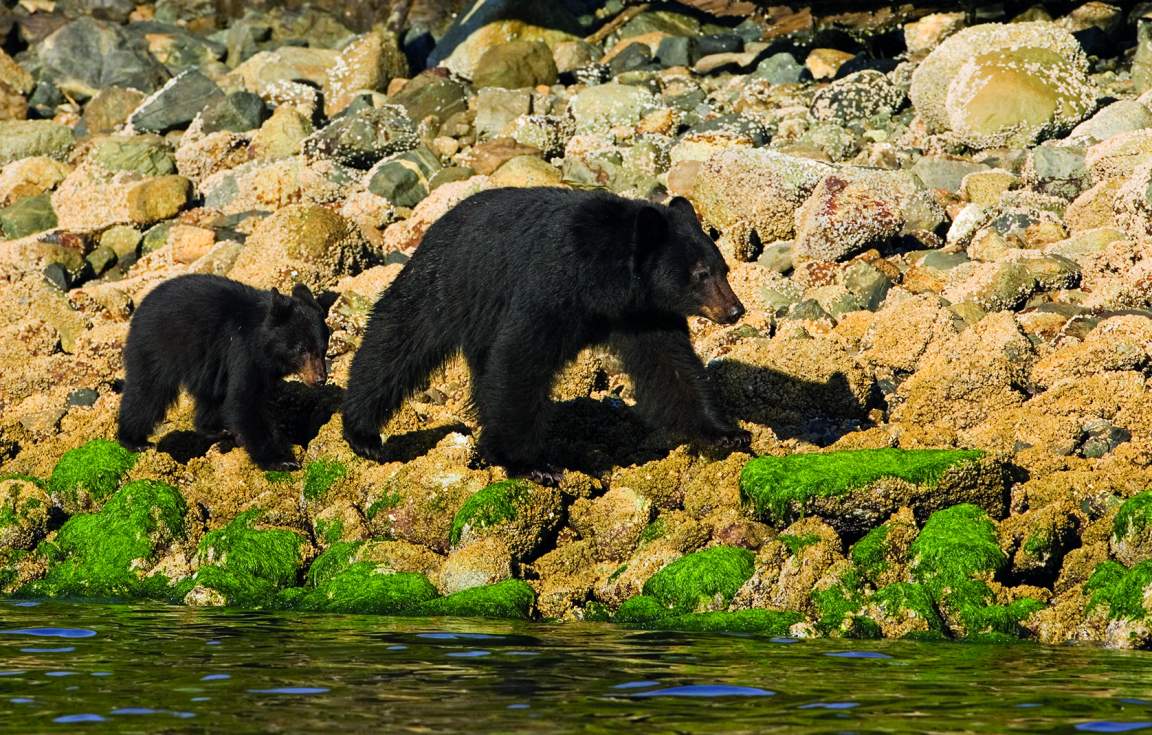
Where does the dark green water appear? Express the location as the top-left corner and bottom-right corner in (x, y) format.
(2, 601), (1152, 733)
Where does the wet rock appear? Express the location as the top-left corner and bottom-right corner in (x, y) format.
(129, 69), (223, 134)
(0, 194), (58, 240)
(200, 91), (268, 134)
(39, 17), (168, 99)
(473, 39), (558, 89)
(323, 29), (408, 117)
(229, 204), (372, 292)
(910, 22), (1096, 148)
(365, 146), (441, 207)
(569, 83), (658, 135)
(438, 536), (514, 595)
(304, 105), (419, 169)
(89, 135), (176, 177)
(0, 121), (76, 167)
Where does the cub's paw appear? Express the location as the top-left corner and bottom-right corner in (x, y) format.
(521, 464), (564, 487)
(262, 459), (301, 472)
(703, 427), (752, 452)
(345, 432), (388, 463)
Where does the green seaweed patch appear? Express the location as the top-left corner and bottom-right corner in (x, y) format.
(1113, 492), (1152, 540)
(449, 480), (530, 547)
(639, 517), (666, 544)
(850, 524), (891, 583)
(778, 533), (821, 556)
(910, 504), (1006, 595)
(740, 449), (984, 525)
(264, 470), (296, 484)
(0, 549), (28, 592)
(635, 609), (805, 634)
(306, 540), (363, 587)
(1086, 560), (1152, 621)
(48, 439), (137, 506)
(365, 489), (401, 521)
(303, 459), (347, 502)
(23, 480), (186, 599)
(615, 594), (669, 624)
(192, 510), (305, 607)
(812, 567), (875, 637)
(293, 563), (438, 614)
(871, 582), (945, 637)
(414, 580), (535, 619)
(642, 546), (755, 614)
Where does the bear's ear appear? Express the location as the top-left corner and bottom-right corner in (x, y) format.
(292, 283), (321, 312)
(267, 287), (295, 322)
(668, 196), (696, 217)
(632, 205), (667, 263)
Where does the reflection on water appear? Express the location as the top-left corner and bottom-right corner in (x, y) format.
(1, 599), (1152, 733)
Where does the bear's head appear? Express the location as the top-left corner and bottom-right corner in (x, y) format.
(635, 197), (745, 324)
(262, 284), (330, 385)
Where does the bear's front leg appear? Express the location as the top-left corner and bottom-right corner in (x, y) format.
(470, 322), (563, 484)
(223, 371), (299, 471)
(611, 318), (750, 451)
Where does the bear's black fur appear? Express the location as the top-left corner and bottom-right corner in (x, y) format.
(341, 187), (749, 481)
(117, 274), (329, 470)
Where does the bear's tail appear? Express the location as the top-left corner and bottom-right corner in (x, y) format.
(341, 287), (453, 459)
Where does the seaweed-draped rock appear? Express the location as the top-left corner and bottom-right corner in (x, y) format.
(739, 448), (1007, 537)
(909, 22), (1096, 149)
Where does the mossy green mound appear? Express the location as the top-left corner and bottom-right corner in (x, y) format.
(1086, 560), (1152, 621)
(306, 541), (363, 587)
(811, 567), (879, 638)
(190, 510), (305, 607)
(615, 594), (668, 624)
(740, 448), (984, 525)
(642, 546), (755, 614)
(293, 563), (438, 614)
(415, 580), (536, 619)
(23, 480), (186, 599)
(850, 524), (891, 583)
(449, 479), (529, 546)
(303, 459), (347, 502)
(1113, 492), (1152, 540)
(48, 439), (136, 508)
(871, 582), (946, 637)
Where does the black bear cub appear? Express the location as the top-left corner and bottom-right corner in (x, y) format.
(118, 274), (329, 470)
(342, 187), (749, 483)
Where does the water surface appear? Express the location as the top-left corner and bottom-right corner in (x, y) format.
(2, 600), (1152, 733)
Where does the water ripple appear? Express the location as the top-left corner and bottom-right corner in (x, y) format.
(631, 684), (775, 698)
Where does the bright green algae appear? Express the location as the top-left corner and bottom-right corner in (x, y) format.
(1086, 560), (1152, 621)
(23, 480), (186, 598)
(642, 546), (755, 614)
(291, 563), (438, 614)
(1113, 492), (1152, 540)
(303, 459), (347, 502)
(449, 479), (529, 546)
(415, 580), (536, 619)
(47, 439), (137, 507)
(740, 448), (984, 525)
(189, 510), (305, 606)
(871, 582), (946, 638)
(850, 524), (891, 583)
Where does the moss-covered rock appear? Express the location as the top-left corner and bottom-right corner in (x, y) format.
(642, 546), (755, 614)
(187, 510), (306, 607)
(47, 439), (136, 512)
(615, 594), (671, 624)
(863, 582), (946, 639)
(303, 458), (347, 502)
(740, 449), (999, 536)
(415, 579), (535, 619)
(810, 563), (878, 638)
(1111, 492), (1152, 567)
(449, 479), (560, 560)
(1085, 560), (1152, 622)
(292, 564), (438, 614)
(23, 480), (186, 599)
(0, 477), (52, 550)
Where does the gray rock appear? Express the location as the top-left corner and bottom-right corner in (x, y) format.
(66, 388), (99, 407)
(391, 74), (469, 125)
(609, 43), (654, 76)
(129, 69), (223, 134)
(0, 193), (57, 239)
(365, 147), (442, 207)
(476, 87), (532, 141)
(1068, 100), (1152, 144)
(911, 157), (989, 193)
(757, 241), (793, 274)
(1079, 418), (1129, 459)
(89, 135), (175, 176)
(200, 91), (268, 134)
(1024, 145), (1089, 200)
(303, 105), (418, 169)
(689, 114), (771, 145)
(0, 121), (75, 166)
(85, 245), (117, 276)
(752, 52), (805, 84)
(569, 82), (657, 134)
(655, 36), (692, 68)
(509, 114), (574, 159)
(39, 17), (168, 99)
(843, 260), (892, 310)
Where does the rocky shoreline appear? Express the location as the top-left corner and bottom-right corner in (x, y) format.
(4, 0), (1152, 647)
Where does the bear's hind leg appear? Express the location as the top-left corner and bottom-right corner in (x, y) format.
(471, 324), (561, 482)
(611, 319), (749, 450)
(117, 355), (178, 451)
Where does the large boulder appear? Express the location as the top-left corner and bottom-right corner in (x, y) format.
(39, 17), (168, 99)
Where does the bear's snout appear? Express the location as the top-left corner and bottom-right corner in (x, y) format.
(299, 354), (328, 386)
(699, 277), (745, 325)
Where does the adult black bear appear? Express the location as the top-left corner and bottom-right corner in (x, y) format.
(117, 274), (329, 470)
(341, 187), (749, 482)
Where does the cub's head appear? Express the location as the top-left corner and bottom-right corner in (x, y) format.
(262, 284), (330, 385)
(632, 197), (745, 324)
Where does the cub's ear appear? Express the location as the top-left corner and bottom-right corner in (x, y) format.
(668, 196), (697, 218)
(632, 205), (667, 263)
(268, 287), (295, 321)
(292, 283), (321, 311)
